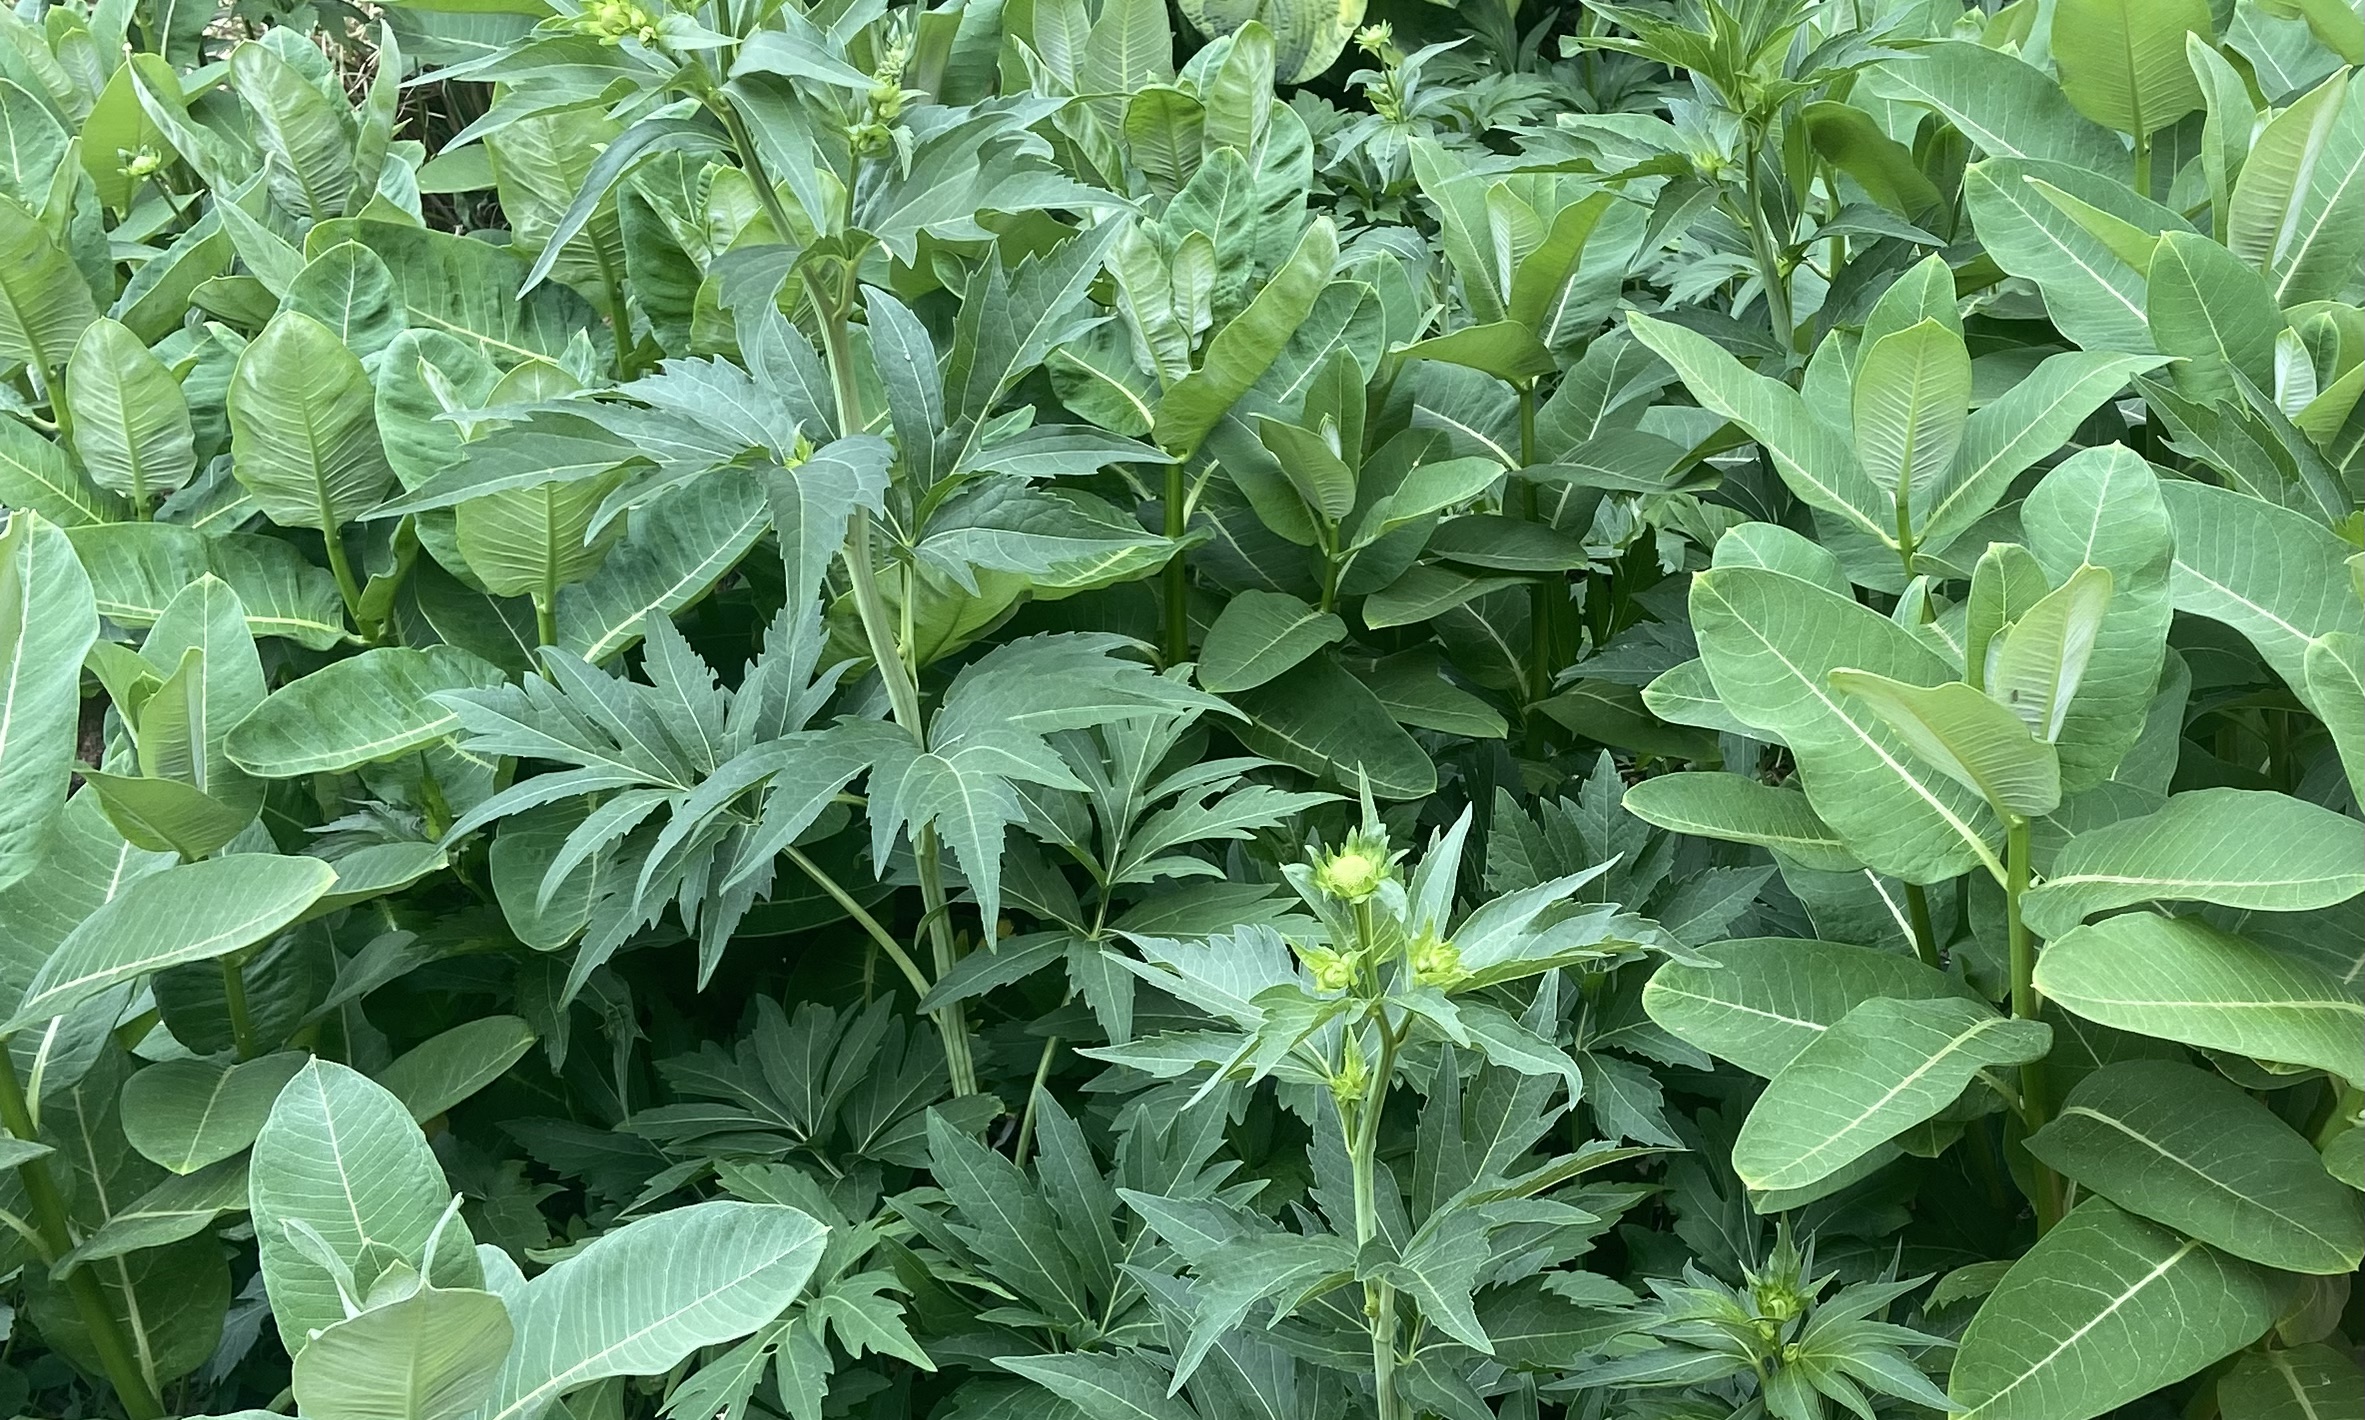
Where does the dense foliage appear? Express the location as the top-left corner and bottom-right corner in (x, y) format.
(0, 0), (2359, 1417)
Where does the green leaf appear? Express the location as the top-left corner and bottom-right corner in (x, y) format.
(1629, 314), (1888, 545)
(2036, 914), (2365, 1086)
(228, 645), (507, 777)
(1643, 937), (1974, 1077)
(2162, 479), (2363, 700)
(457, 472), (628, 605)
(2023, 788), (2365, 937)
(250, 1059), (473, 1357)
(1622, 776), (1861, 872)
(1983, 563), (2115, 746)
(1732, 996), (2049, 1191)
(376, 1015), (536, 1123)
(1950, 1197), (2293, 1420)
(476, 1201), (827, 1420)
(234, 40), (357, 220)
(1197, 591), (1345, 693)
(1829, 671), (2062, 818)
(54, 1156), (251, 1272)
(2019, 446), (2173, 792)
(999, 1351), (1195, 1420)
(2218, 1344), (2365, 1420)
(1156, 217), (1338, 458)
(64, 318), (196, 508)
(0, 409), (124, 527)
(7, 853), (334, 1032)
(291, 1284), (514, 1420)
(1691, 567), (2002, 882)
(228, 311), (398, 532)
(2228, 71), (2362, 306)
(1177, 2), (1361, 84)
(1854, 318), (1972, 506)
(2052, 0), (2211, 137)
(308, 218), (598, 369)
(559, 467), (772, 664)
(2303, 632), (2363, 803)
(2147, 231), (2286, 403)
(1962, 160), (2182, 353)
(0, 194), (99, 375)
(0, 510), (98, 891)
(2026, 1060), (2363, 1274)
(1230, 654), (1436, 800)
(1922, 353), (2168, 557)
(120, 1051), (309, 1175)
(1863, 40), (2129, 170)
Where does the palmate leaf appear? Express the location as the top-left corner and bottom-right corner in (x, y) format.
(868, 634), (1228, 929)
(1950, 1197), (2292, 1420)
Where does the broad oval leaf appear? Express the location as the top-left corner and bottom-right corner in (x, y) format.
(1950, 1197), (2293, 1420)
(228, 310), (398, 531)
(1622, 775), (1860, 873)
(227, 645), (508, 777)
(2035, 914), (2365, 1086)
(120, 1050), (310, 1175)
(2022, 788), (2365, 937)
(65, 318), (197, 508)
(1228, 654), (1435, 800)
(1732, 995), (2050, 1191)
(474, 1200), (827, 1420)
(251, 1059), (474, 1358)
(1691, 566), (2002, 882)
(1197, 590), (1345, 693)
(2025, 1060), (2363, 1274)
(0, 510), (98, 891)
(378, 1016), (536, 1123)
(293, 1284), (514, 1420)
(1642, 937), (1973, 1077)
(7, 853), (335, 1032)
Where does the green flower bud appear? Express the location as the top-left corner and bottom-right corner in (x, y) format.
(1299, 944), (1355, 993)
(1407, 929), (1466, 988)
(1311, 829), (1394, 903)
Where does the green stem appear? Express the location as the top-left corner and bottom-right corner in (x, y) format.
(1013, 1031), (1061, 1164)
(0, 1051), (164, 1419)
(814, 298), (977, 1098)
(1903, 882), (1940, 969)
(1352, 1013), (1405, 1420)
(783, 845), (932, 1000)
(1740, 136), (1794, 355)
(2133, 129), (2152, 200)
(322, 526), (365, 632)
(713, 96), (799, 248)
(220, 956), (262, 1061)
(1516, 381), (1552, 709)
(1162, 458), (1188, 665)
(2005, 814), (2063, 1231)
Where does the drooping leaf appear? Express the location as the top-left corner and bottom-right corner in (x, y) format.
(2022, 788), (2365, 937)
(0, 510), (98, 892)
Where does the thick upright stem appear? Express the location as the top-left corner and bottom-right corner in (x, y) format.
(1740, 133), (1793, 356)
(322, 526), (366, 633)
(220, 956), (262, 1061)
(2005, 814), (2063, 1231)
(816, 298), (977, 1098)
(1903, 882), (1940, 969)
(0, 1051), (164, 1419)
(1351, 1013), (1405, 1420)
(1517, 382), (1552, 708)
(1162, 460), (1188, 665)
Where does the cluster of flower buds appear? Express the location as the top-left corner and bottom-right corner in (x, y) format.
(1353, 23), (1411, 123)
(849, 37), (911, 158)
(571, 0), (660, 47)
(118, 147), (168, 183)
